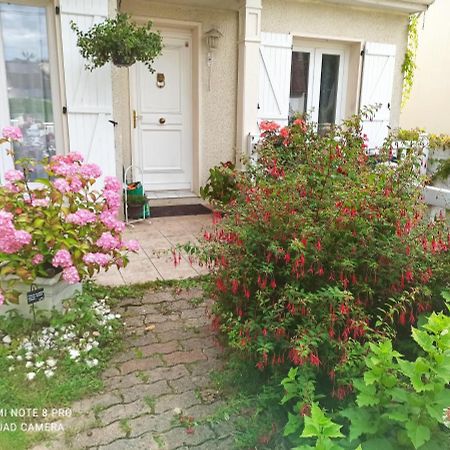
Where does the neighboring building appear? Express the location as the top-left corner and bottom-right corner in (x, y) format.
(400, 0), (450, 134)
(0, 0), (434, 197)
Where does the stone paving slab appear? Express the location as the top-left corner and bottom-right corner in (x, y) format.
(32, 287), (234, 450)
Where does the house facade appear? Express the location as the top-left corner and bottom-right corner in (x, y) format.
(0, 0), (433, 196)
(400, 0), (449, 134)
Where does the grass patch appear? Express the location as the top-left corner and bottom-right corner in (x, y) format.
(143, 395), (156, 414)
(0, 284), (124, 450)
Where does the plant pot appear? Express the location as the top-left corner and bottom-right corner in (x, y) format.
(111, 54), (136, 67)
(0, 273), (82, 318)
(127, 203), (147, 220)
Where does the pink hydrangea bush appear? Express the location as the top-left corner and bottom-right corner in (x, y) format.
(0, 152), (137, 305)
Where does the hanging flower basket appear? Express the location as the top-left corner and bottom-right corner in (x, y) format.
(70, 13), (163, 72)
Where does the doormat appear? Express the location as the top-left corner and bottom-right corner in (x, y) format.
(150, 204), (211, 218)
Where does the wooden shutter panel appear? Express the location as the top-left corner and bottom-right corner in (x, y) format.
(258, 32), (293, 126)
(60, 0), (116, 180)
(360, 42), (396, 152)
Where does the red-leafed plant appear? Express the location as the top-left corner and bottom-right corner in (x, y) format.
(188, 113), (449, 394)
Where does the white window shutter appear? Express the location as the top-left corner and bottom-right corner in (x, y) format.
(60, 0), (116, 181)
(258, 32), (293, 127)
(360, 42), (396, 152)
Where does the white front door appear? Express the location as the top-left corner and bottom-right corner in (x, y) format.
(132, 30), (193, 192)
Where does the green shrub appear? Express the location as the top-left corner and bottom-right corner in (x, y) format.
(190, 114), (449, 392)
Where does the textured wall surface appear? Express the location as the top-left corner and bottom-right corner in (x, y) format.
(118, 0), (239, 190)
(262, 0), (409, 129)
(115, 0), (409, 192)
(400, 0), (450, 134)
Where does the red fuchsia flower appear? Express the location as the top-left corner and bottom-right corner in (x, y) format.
(288, 348), (305, 366)
(315, 240), (322, 251)
(309, 353), (320, 367)
(262, 328), (268, 336)
(215, 278), (226, 293)
(399, 311), (407, 326)
(231, 279), (239, 294)
(339, 303), (349, 315)
(284, 252), (291, 263)
(243, 286), (250, 299)
(259, 121), (280, 134)
(270, 279), (277, 289)
(299, 403), (311, 417)
(257, 275), (267, 289)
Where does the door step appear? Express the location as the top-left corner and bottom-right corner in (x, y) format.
(146, 190), (207, 207)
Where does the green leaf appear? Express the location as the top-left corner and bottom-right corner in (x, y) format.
(362, 438), (395, 450)
(340, 407), (378, 441)
(284, 412), (302, 436)
(411, 328), (434, 352)
(405, 423), (431, 449)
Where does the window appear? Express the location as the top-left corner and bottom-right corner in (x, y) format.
(290, 44), (346, 130)
(0, 2), (60, 180)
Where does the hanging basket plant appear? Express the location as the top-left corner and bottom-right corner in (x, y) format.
(70, 13), (163, 72)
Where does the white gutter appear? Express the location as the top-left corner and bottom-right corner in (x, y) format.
(319, 0), (434, 13)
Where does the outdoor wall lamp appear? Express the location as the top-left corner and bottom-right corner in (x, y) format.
(204, 28), (223, 91)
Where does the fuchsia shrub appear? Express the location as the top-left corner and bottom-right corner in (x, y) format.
(193, 114), (449, 394)
(0, 138), (137, 305)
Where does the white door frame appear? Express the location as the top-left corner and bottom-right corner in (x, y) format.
(292, 40), (349, 125)
(129, 18), (201, 194)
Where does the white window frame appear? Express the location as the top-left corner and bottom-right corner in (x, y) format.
(0, 0), (65, 182)
(291, 42), (349, 126)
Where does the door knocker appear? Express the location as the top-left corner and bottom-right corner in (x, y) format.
(156, 73), (165, 88)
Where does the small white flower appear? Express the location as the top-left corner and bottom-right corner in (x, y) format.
(68, 349), (80, 360)
(92, 330), (100, 337)
(35, 361), (45, 369)
(26, 372), (36, 381)
(46, 358), (57, 368)
(85, 344), (93, 352)
(44, 369), (55, 378)
(16, 355), (23, 362)
(25, 361), (33, 368)
(115, 314), (121, 319)
(25, 352), (32, 360)
(6, 355), (14, 360)
(83, 332), (90, 338)
(92, 341), (99, 348)
(2, 335), (11, 345)
(173, 408), (182, 416)
(86, 358), (99, 368)
(8, 366), (14, 372)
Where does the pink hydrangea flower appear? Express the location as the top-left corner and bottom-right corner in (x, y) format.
(31, 198), (49, 207)
(53, 178), (70, 193)
(32, 254), (44, 265)
(2, 126), (22, 140)
(4, 182), (20, 193)
(96, 232), (121, 251)
(79, 163), (102, 180)
(124, 239), (140, 252)
(100, 211), (125, 233)
(0, 290), (4, 305)
(62, 266), (80, 284)
(104, 176), (122, 193)
(50, 160), (78, 177)
(83, 252), (111, 267)
(0, 211), (31, 253)
(66, 209), (97, 226)
(67, 152), (84, 163)
(103, 190), (121, 213)
(52, 249), (73, 268)
(69, 177), (83, 192)
(5, 170), (24, 182)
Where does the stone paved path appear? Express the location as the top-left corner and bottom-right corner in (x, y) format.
(34, 288), (234, 450)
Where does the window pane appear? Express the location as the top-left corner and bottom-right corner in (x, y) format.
(289, 51), (309, 117)
(0, 3), (55, 179)
(318, 54), (340, 127)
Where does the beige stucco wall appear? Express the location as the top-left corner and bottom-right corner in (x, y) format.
(117, 0), (238, 191)
(262, 0), (410, 128)
(113, 0), (410, 193)
(400, 0), (450, 134)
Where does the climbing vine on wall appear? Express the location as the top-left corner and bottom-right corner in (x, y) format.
(401, 14), (420, 109)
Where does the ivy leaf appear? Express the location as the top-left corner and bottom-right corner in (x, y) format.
(405, 422), (431, 449)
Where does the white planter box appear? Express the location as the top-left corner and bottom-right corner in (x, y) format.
(0, 273), (82, 318)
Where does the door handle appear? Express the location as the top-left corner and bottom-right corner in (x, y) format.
(133, 110), (142, 128)
(159, 117), (166, 124)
